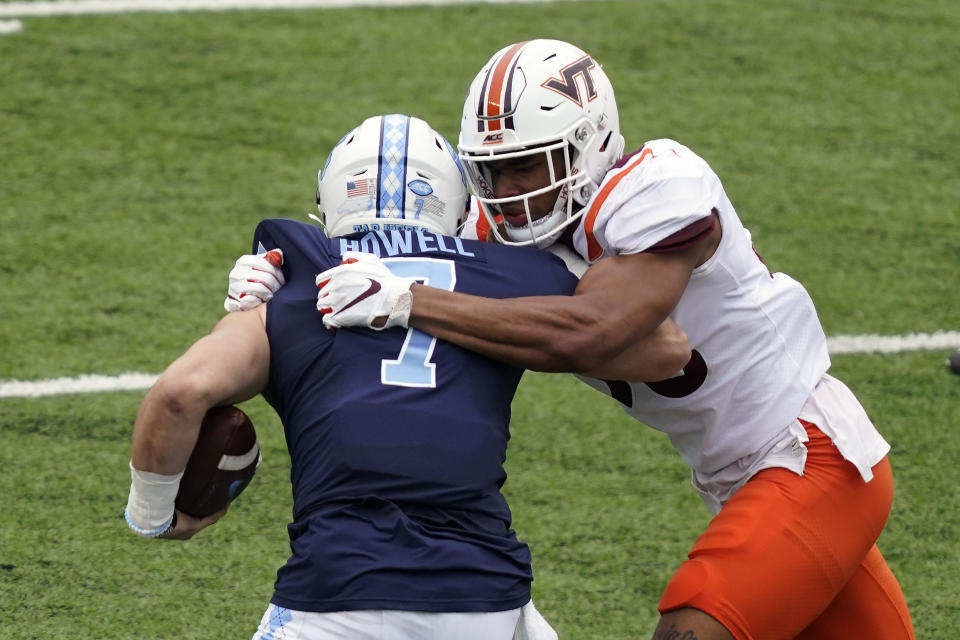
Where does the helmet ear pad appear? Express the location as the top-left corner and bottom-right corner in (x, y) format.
(458, 39), (624, 247)
(318, 114), (468, 238)
(567, 119), (626, 208)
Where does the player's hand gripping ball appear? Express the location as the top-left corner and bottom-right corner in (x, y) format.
(175, 406), (261, 518)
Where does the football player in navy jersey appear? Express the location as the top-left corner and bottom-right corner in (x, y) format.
(126, 114), (690, 640)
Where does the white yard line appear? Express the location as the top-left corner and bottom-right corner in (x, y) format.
(0, 372), (160, 398)
(2, 331), (957, 398)
(0, 0), (563, 18)
(826, 330), (960, 356)
(0, 0), (567, 36)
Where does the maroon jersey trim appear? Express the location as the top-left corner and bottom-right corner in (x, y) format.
(646, 210), (717, 254)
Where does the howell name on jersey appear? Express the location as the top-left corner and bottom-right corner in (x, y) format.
(336, 225), (478, 259)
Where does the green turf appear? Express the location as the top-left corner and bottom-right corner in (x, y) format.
(1, 0), (958, 638)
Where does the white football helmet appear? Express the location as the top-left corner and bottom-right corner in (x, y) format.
(317, 114), (469, 237)
(459, 39), (625, 247)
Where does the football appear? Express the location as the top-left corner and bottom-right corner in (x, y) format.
(175, 405), (261, 518)
(948, 348), (960, 375)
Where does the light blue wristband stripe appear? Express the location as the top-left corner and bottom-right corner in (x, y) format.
(124, 507), (174, 537)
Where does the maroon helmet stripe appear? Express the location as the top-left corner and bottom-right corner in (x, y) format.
(503, 59), (520, 131)
(475, 70), (491, 133)
(483, 41), (527, 132)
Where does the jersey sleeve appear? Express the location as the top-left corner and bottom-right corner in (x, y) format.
(251, 218), (337, 280)
(251, 219), (284, 255)
(576, 140), (724, 260)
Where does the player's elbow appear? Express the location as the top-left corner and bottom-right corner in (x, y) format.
(149, 371), (215, 418)
(647, 322), (692, 380)
(645, 342), (692, 382)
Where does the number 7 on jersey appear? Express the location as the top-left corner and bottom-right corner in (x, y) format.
(379, 258), (456, 388)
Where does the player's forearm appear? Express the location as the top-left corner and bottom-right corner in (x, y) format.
(125, 370), (208, 536)
(408, 284), (640, 373)
(130, 311), (269, 474)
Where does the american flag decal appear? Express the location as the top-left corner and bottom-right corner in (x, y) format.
(346, 179), (370, 197)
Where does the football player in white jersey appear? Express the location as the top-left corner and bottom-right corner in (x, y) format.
(226, 41), (914, 640)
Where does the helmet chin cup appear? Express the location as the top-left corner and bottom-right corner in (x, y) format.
(500, 183), (575, 248)
(500, 203), (568, 248)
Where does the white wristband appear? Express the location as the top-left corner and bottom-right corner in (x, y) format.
(124, 461), (183, 537)
(383, 288), (413, 329)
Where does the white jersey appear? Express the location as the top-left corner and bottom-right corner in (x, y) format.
(462, 141), (889, 510)
(570, 139), (889, 510)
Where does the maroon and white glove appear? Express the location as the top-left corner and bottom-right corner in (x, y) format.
(315, 251), (416, 331)
(223, 249), (284, 312)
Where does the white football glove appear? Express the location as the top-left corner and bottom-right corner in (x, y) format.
(224, 249), (285, 312)
(315, 251), (416, 331)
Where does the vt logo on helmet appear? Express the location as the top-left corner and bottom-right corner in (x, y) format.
(541, 55), (599, 107)
(459, 39), (625, 248)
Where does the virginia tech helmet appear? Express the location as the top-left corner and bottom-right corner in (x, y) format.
(458, 39), (625, 247)
(317, 114), (469, 237)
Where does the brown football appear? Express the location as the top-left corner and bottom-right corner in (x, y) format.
(175, 405), (260, 518)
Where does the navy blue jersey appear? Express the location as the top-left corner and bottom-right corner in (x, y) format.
(252, 218), (578, 613)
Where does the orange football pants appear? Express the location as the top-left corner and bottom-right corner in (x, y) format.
(658, 421), (914, 640)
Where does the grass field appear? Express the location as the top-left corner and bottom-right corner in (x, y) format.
(1, 0), (958, 638)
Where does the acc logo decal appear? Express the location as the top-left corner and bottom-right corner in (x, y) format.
(407, 180), (433, 196)
(483, 133), (504, 144)
(541, 55), (598, 107)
